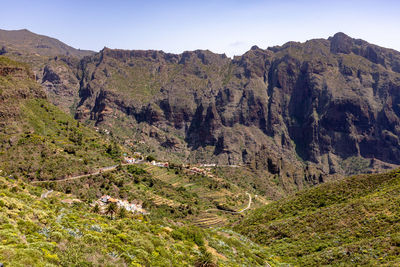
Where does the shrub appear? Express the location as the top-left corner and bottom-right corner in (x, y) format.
(171, 229), (185, 241)
(118, 207), (127, 219)
(92, 203), (100, 214)
(127, 165), (146, 175)
(171, 227), (205, 246)
(146, 155), (156, 162)
(17, 219), (40, 234)
(391, 233), (400, 246)
(195, 247), (216, 267)
(50, 231), (63, 242)
(64, 145), (76, 155)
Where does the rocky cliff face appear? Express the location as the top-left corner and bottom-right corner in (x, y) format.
(0, 29), (92, 115)
(72, 33), (400, 184)
(3, 30), (400, 191)
(40, 56), (81, 113)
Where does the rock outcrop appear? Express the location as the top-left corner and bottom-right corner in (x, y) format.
(3, 30), (400, 191)
(72, 33), (400, 184)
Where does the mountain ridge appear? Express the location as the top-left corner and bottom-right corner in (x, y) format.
(2, 28), (400, 266)
(2, 30), (400, 198)
(73, 32), (400, 184)
(0, 55), (120, 181)
(0, 29), (94, 58)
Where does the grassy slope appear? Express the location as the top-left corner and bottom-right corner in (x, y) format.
(0, 175), (276, 266)
(0, 56), (120, 181)
(235, 169), (400, 266)
(40, 163), (269, 228)
(0, 56), (280, 266)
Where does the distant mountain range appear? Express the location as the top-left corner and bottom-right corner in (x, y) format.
(0, 29), (94, 58)
(2, 28), (400, 197)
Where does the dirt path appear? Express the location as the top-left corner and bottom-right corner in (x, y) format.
(237, 192), (252, 213)
(205, 192), (252, 214)
(30, 163), (138, 184)
(41, 189), (53, 198)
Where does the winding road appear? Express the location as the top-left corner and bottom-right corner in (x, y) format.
(31, 160), (149, 184)
(205, 192), (252, 214)
(31, 163), (253, 215)
(31, 164), (123, 184)
(238, 192), (252, 213)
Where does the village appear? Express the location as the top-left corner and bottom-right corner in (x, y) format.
(76, 148), (242, 216)
(93, 194), (149, 215)
(88, 158), (217, 217)
(185, 166), (214, 177)
(123, 152), (169, 168)
(122, 149), (242, 179)
(123, 154), (218, 178)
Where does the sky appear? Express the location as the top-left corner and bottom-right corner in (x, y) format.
(1, 0), (400, 57)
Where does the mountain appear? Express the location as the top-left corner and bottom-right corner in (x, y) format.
(0, 56), (119, 181)
(0, 29), (94, 116)
(2, 29), (400, 266)
(235, 169), (400, 266)
(72, 32), (400, 195)
(0, 29), (94, 58)
(2, 30), (400, 198)
(0, 56), (280, 266)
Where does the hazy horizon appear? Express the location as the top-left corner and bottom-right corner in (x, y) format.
(1, 0), (400, 57)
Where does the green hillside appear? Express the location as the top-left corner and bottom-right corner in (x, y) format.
(0, 174), (276, 266)
(235, 169), (400, 266)
(37, 163), (269, 228)
(4, 49), (400, 266)
(0, 56), (120, 181)
(0, 55), (278, 266)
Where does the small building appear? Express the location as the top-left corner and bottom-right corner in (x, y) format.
(108, 198), (118, 203)
(100, 195), (110, 203)
(151, 160), (169, 168)
(200, 163), (216, 167)
(124, 157), (136, 164)
(97, 195), (148, 215)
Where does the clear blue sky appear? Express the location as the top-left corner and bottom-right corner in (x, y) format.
(1, 0), (399, 56)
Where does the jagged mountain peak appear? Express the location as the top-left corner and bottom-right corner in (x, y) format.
(2, 29), (400, 192)
(73, 31), (400, 186)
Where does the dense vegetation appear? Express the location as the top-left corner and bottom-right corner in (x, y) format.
(39, 163), (268, 226)
(235, 169), (400, 266)
(3, 44), (400, 266)
(0, 175), (275, 266)
(0, 56), (279, 266)
(0, 56), (120, 181)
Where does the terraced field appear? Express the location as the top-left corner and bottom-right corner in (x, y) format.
(37, 162), (263, 229)
(147, 191), (181, 207)
(142, 164), (188, 186)
(141, 164), (250, 209)
(193, 213), (227, 228)
(137, 164), (270, 228)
